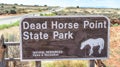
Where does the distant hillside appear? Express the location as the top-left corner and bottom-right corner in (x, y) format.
(57, 7), (120, 19)
(0, 3), (58, 15)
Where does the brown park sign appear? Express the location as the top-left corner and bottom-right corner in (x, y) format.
(20, 16), (110, 61)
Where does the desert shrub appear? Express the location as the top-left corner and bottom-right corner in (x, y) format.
(112, 23), (119, 27)
(10, 9), (16, 14)
(40, 12), (56, 16)
(5, 10), (9, 13)
(40, 13), (43, 16)
(12, 6), (16, 9)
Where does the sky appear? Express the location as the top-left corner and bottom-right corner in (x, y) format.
(0, 0), (120, 8)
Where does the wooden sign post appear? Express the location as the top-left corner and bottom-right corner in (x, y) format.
(0, 35), (6, 67)
(20, 16), (110, 63)
(0, 35), (5, 61)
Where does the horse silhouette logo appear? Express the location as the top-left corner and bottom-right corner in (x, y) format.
(80, 38), (104, 56)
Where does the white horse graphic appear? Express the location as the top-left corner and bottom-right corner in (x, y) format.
(80, 38), (104, 56)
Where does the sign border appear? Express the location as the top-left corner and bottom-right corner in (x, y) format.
(20, 15), (110, 61)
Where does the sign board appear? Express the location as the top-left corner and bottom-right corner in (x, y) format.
(20, 16), (110, 61)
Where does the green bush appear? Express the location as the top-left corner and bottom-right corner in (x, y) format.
(112, 23), (119, 27)
(40, 12), (56, 16)
(10, 9), (16, 14)
(0, 20), (19, 30)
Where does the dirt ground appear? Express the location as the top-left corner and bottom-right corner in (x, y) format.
(103, 26), (120, 67)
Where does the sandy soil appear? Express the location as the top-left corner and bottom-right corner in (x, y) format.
(104, 26), (120, 67)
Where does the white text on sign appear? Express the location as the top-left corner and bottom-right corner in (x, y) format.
(84, 20), (107, 29)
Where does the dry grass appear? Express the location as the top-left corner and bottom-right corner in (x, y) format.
(0, 26), (20, 41)
(42, 60), (87, 67)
